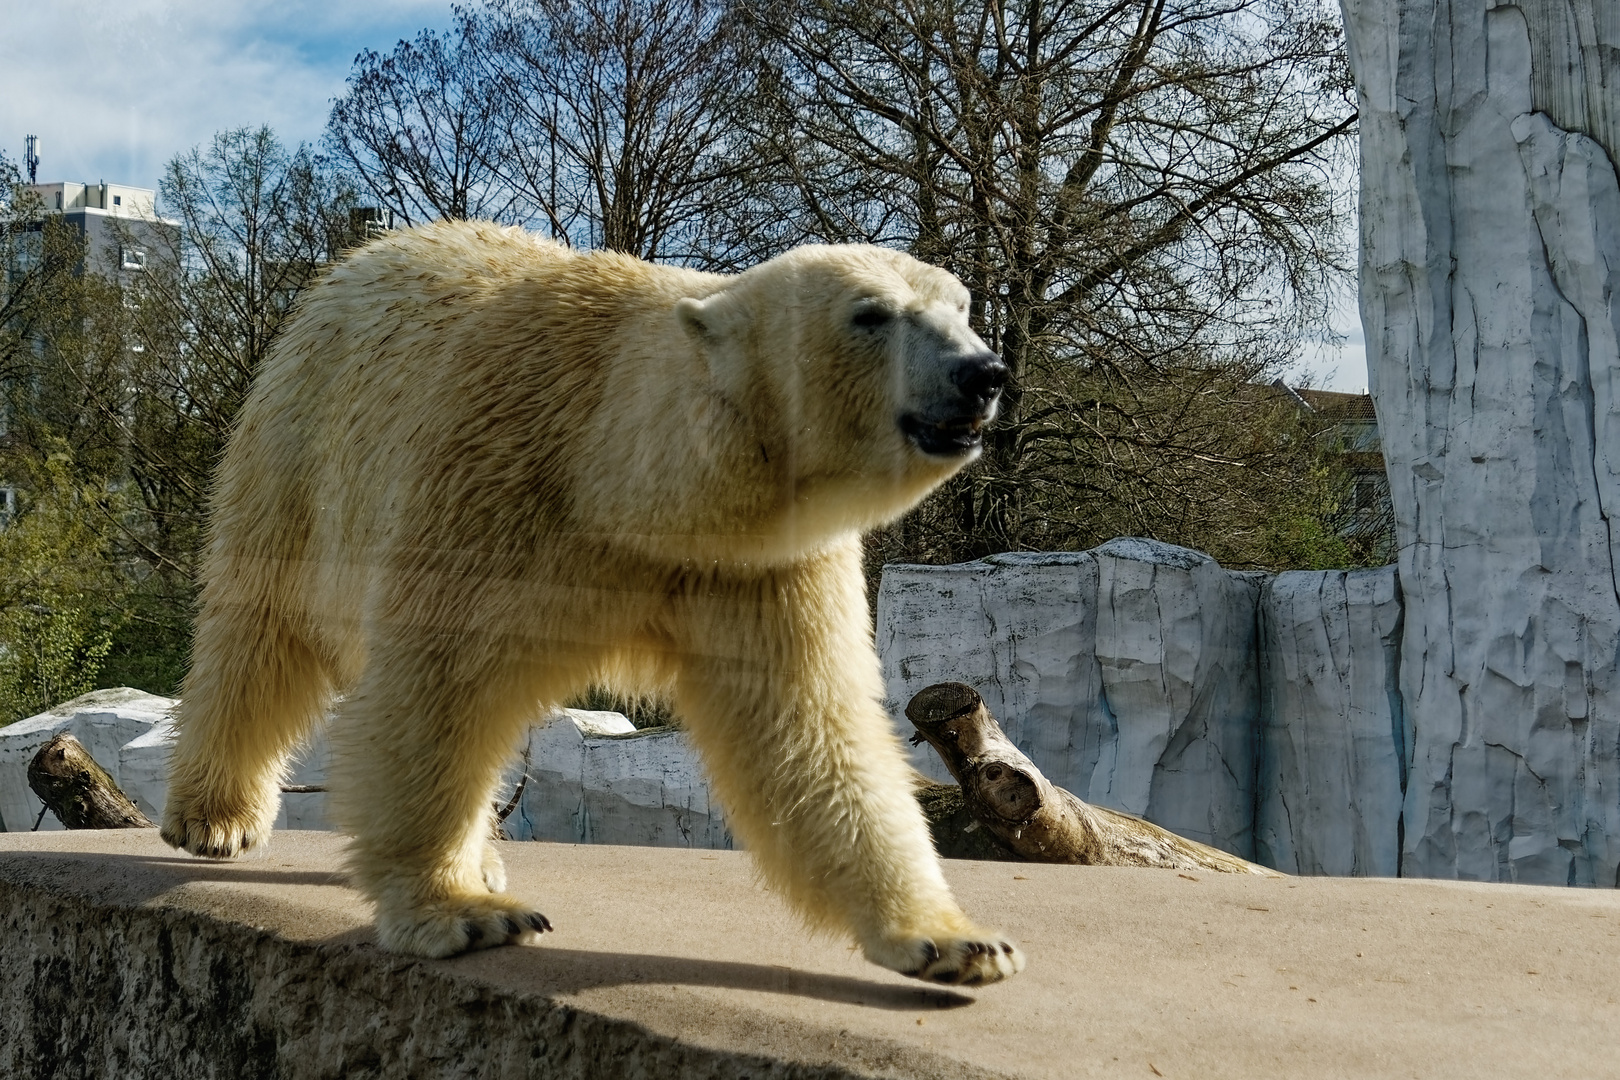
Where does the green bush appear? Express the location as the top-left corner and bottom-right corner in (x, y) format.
(0, 453), (126, 724)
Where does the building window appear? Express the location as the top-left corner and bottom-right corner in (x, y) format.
(121, 248), (147, 271)
(1355, 478), (1377, 511)
(113, 195), (122, 206)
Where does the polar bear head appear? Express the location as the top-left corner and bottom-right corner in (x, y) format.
(674, 245), (1007, 538)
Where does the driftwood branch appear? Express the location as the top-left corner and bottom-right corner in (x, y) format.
(27, 733), (157, 830)
(907, 682), (1278, 875)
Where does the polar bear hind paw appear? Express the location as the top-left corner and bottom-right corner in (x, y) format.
(375, 895), (553, 958)
(869, 933), (1026, 986)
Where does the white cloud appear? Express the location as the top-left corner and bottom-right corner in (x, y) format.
(1299, 328), (1369, 394)
(1296, 289), (1370, 394)
(1, 0), (453, 196)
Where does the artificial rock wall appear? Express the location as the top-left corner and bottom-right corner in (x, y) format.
(1256, 569), (1405, 878)
(878, 541), (1263, 859)
(880, 0), (1620, 882)
(1343, 0), (1620, 884)
(0, 689), (330, 834)
(878, 543), (1405, 875)
(0, 539), (1581, 880)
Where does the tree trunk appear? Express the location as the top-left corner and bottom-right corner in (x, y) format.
(27, 733), (156, 830)
(907, 682), (1277, 875)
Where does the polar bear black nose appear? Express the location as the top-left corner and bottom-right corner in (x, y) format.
(951, 354), (1009, 402)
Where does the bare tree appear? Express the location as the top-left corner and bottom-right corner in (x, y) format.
(478, 0), (757, 261)
(327, 0), (759, 265)
(0, 165), (72, 385)
(1, 164), (131, 480)
(43, 128), (361, 693)
(0, 162), (134, 717)
(326, 19), (524, 226)
(119, 129), (357, 577)
(325, 0), (1363, 568)
(747, 0), (1358, 565)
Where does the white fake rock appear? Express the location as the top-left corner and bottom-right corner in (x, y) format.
(506, 709), (732, 849)
(122, 717), (331, 833)
(1090, 539), (1265, 859)
(1345, 0), (1620, 883)
(878, 540), (1264, 860)
(1257, 567), (1405, 877)
(877, 551), (1103, 793)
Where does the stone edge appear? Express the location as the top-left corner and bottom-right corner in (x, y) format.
(0, 876), (1008, 1080)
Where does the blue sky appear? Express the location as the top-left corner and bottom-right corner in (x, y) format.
(1, 0), (1369, 391)
(0, 0), (455, 194)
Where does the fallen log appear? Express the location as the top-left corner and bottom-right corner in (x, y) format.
(906, 682), (1278, 875)
(913, 780), (1023, 861)
(27, 732), (156, 830)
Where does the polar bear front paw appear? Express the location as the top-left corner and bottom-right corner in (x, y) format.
(161, 797), (275, 859)
(867, 933), (1026, 986)
(375, 894), (553, 958)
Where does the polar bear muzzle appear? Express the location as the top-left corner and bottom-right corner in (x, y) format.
(900, 350), (1008, 458)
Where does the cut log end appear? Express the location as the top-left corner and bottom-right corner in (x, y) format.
(905, 682), (984, 727)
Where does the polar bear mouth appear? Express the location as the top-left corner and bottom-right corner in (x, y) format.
(900, 412), (986, 457)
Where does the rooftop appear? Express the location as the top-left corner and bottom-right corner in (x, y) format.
(29, 181), (158, 220)
(1295, 387), (1378, 420)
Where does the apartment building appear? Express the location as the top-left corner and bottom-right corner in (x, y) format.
(25, 180), (173, 283)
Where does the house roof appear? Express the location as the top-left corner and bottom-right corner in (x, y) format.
(1295, 388), (1377, 419)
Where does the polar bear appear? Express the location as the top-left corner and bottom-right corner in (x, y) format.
(161, 220), (1022, 985)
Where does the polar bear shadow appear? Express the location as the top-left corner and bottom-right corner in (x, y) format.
(418, 944), (977, 1011)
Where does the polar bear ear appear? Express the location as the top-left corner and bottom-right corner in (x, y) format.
(676, 292), (750, 395)
(674, 294), (738, 344)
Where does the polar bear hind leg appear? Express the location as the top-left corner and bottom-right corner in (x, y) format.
(326, 639), (556, 958)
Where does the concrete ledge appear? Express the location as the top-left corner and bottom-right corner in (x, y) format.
(2, 831), (1616, 1078)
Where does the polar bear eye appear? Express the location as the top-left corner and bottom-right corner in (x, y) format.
(851, 303), (893, 331)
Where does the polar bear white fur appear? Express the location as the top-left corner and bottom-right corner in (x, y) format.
(161, 220), (1022, 985)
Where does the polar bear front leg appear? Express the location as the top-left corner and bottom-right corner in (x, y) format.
(163, 601), (332, 859)
(669, 550), (1025, 986)
(327, 646), (552, 958)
